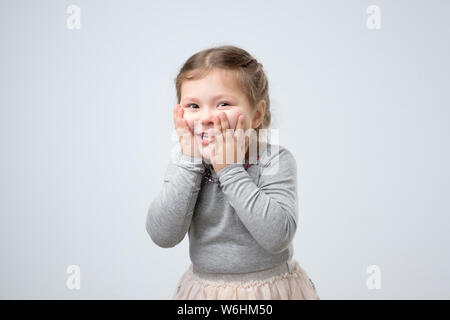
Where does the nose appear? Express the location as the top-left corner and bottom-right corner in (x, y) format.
(196, 107), (217, 128)
(192, 108), (216, 136)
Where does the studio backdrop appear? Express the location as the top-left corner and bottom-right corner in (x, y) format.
(0, 0), (449, 299)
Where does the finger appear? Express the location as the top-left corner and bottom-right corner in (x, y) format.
(173, 104), (180, 120)
(235, 114), (244, 131)
(234, 115), (246, 142)
(173, 104), (180, 127)
(175, 104), (185, 123)
(175, 105), (185, 128)
(175, 108), (190, 137)
(178, 108), (192, 134)
(213, 115), (222, 140)
(232, 115), (244, 163)
(234, 114), (245, 138)
(213, 116), (224, 164)
(219, 112), (230, 134)
(221, 113), (235, 148)
(179, 106), (184, 122)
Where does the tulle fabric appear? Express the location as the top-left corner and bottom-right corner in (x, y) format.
(173, 260), (320, 300)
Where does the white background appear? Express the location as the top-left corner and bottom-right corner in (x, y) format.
(1, 0), (449, 299)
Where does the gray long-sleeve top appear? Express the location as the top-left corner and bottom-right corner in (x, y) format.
(146, 142), (299, 274)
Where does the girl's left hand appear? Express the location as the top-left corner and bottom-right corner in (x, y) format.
(210, 112), (249, 173)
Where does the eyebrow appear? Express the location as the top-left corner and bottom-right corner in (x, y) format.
(183, 94), (236, 103)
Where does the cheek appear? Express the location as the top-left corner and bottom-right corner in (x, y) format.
(225, 113), (240, 129)
(228, 118), (238, 129)
(226, 112), (251, 130)
(182, 114), (196, 131)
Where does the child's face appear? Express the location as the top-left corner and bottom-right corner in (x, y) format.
(180, 68), (258, 160)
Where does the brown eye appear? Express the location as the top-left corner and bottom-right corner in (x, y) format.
(218, 102), (230, 107)
(188, 104), (199, 109)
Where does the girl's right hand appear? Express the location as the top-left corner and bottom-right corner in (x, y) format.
(173, 104), (202, 159)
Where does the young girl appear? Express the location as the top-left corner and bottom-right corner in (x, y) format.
(146, 45), (320, 300)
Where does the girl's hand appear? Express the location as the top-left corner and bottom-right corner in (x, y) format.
(210, 112), (249, 173)
(173, 104), (201, 159)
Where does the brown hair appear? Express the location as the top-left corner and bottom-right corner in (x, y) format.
(174, 45), (271, 134)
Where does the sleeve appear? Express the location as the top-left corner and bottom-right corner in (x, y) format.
(146, 149), (205, 248)
(216, 147), (298, 254)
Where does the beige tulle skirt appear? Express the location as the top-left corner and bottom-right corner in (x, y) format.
(172, 260), (320, 300)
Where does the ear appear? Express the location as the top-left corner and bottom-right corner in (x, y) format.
(252, 100), (266, 128)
